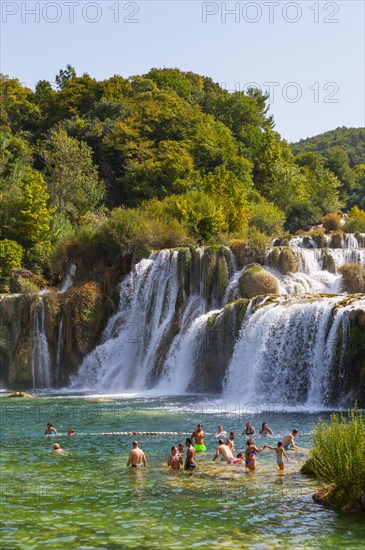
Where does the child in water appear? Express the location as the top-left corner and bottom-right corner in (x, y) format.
(264, 442), (288, 471)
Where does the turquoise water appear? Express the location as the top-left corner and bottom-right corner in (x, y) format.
(1, 393), (364, 549)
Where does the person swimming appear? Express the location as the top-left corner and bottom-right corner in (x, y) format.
(215, 426), (227, 438)
(45, 423), (57, 435)
(264, 442), (289, 470)
(53, 443), (67, 456)
(67, 428), (76, 436)
(259, 422), (273, 435)
(242, 421), (256, 436)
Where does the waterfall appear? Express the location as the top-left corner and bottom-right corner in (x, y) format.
(71, 251), (181, 390)
(59, 264), (76, 294)
(69, 240), (365, 405)
(32, 300), (51, 388)
(288, 233), (365, 249)
(223, 296), (365, 406)
(55, 317), (64, 385)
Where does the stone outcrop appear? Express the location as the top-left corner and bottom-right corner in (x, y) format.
(239, 265), (280, 298)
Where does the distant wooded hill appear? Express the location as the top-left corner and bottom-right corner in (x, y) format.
(291, 127), (364, 168)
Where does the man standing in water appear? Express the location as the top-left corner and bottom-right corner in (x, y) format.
(282, 429), (299, 450)
(184, 438), (196, 470)
(225, 432), (236, 453)
(127, 441), (147, 467)
(191, 424), (206, 452)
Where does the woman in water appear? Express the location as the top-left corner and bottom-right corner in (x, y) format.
(245, 439), (264, 471)
(259, 422), (273, 435)
(168, 446), (183, 470)
(242, 421), (256, 436)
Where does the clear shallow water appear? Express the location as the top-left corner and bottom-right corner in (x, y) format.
(1, 393), (364, 549)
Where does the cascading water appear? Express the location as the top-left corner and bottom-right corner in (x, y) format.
(55, 317), (64, 384)
(32, 299), (51, 388)
(59, 264), (76, 294)
(222, 295), (364, 406)
(70, 238), (365, 406)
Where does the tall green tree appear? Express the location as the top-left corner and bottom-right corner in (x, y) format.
(41, 128), (105, 221)
(6, 170), (53, 247)
(324, 146), (356, 202)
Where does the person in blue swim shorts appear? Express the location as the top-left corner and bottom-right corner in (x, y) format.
(282, 429), (298, 450)
(264, 442), (289, 471)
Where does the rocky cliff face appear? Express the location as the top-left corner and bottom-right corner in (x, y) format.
(0, 284), (116, 389)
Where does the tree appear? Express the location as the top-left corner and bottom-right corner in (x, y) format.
(201, 166), (251, 235)
(0, 239), (24, 291)
(6, 170), (53, 247)
(41, 128), (105, 221)
(0, 75), (40, 133)
(166, 191), (227, 242)
(284, 202), (322, 233)
(55, 65), (77, 90)
(324, 146), (356, 202)
(249, 196), (285, 236)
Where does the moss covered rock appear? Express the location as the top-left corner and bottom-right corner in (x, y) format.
(330, 231), (344, 248)
(229, 239), (246, 269)
(239, 265), (280, 298)
(322, 253), (336, 274)
(338, 264), (365, 293)
(278, 247), (298, 275)
(10, 269), (47, 294)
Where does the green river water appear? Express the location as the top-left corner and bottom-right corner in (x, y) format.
(1, 392), (364, 549)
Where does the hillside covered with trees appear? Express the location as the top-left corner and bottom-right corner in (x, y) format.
(1, 66), (365, 292)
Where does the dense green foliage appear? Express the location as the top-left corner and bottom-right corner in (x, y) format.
(310, 409), (365, 510)
(292, 127), (364, 167)
(0, 67), (364, 289)
(292, 127), (365, 208)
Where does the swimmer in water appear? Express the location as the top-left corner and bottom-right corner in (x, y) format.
(53, 443), (68, 456)
(127, 441), (147, 468)
(215, 426), (227, 438)
(264, 442), (289, 471)
(242, 421), (256, 436)
(168, 446), (183, 470)
(67, 428), (77, 436)
(45, 423), (57, 435)
(225, 432), (236, 453)
(259, 422), (273, 435)
(282, 429), (298, 450)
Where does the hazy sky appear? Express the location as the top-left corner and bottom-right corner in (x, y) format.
(1, 0), (364, 141)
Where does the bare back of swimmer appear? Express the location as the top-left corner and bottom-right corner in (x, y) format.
(127, 441), (147, 467)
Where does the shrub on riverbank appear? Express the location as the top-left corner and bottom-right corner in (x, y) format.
(309, 408), (365, 512)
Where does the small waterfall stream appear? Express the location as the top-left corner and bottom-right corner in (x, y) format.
(32, 299), (51, 388)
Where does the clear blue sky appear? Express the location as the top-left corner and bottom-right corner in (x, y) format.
(1, 0), (364, 141)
